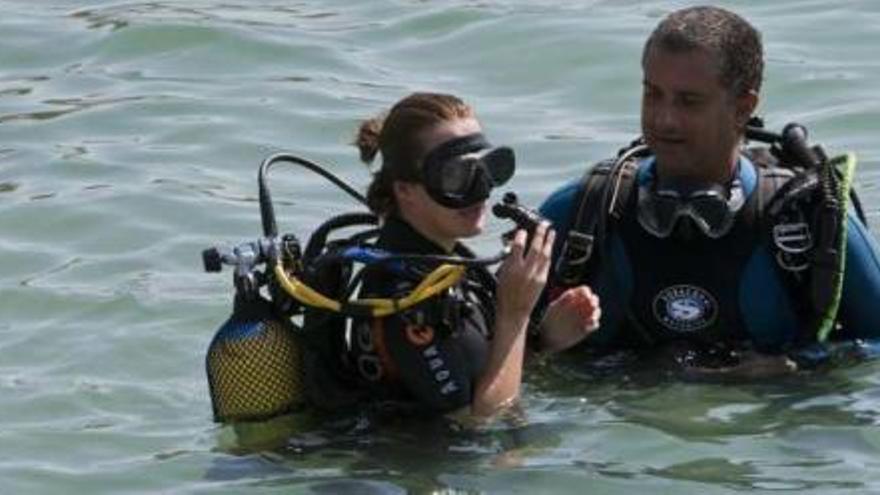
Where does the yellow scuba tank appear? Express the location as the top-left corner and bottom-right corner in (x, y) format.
(206, 295), (304, 423)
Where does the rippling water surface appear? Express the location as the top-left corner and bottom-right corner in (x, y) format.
(3, 1), (880, 493)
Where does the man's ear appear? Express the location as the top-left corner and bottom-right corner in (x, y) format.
(736, 89), (760, 129)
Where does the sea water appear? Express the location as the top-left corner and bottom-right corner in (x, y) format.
(2, 1), (880, 493)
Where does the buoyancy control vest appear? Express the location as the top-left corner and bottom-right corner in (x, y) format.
(298, 217), (499, 411)
(552, 123), (861, 349)
(615, 159), (786, 347)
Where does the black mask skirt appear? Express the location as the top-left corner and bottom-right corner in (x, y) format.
(636, 179), (745, 239)
(420, 133), (515, 209)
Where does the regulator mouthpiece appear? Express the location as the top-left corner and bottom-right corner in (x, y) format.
(492, 192), (545, 245)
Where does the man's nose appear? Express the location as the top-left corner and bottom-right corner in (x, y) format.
(653, 100), (679, 132)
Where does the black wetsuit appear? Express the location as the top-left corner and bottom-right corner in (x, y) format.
(345, 216), (495, 414)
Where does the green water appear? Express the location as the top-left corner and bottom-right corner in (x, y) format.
(3, 0), (880, 493)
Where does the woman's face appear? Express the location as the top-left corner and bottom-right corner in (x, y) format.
(393, 117), (489, 248)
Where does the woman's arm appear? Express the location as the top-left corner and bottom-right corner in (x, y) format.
(471, 223), (554, 418)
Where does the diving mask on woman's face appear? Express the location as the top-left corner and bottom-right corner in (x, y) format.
(636, 179), (745, 239)
(420, 133), (515, 209)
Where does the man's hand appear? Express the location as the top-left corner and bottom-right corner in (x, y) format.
(538, 285), (601, 354)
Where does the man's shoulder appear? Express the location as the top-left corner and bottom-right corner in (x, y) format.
(539, 159), (622, 224)
(539, 178), (581, 224)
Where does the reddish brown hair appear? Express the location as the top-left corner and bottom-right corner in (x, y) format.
(355, 92), (474, 216)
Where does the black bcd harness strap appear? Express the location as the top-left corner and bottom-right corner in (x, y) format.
(555, 143), (647, 287)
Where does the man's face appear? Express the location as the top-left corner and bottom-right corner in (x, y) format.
(641, 47), (752, 185)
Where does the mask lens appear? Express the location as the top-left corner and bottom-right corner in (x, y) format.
(482, 147), (515, 186)
(638, 186), (738, 239)
(420, 134), (516, 209)
(638, 189), (682, 237)
(687, 192), (730, 230)
(437, 147), (515, 195)
(438, 156), (478, 196)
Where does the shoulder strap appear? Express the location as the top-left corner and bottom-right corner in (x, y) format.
(553, 160), (611, 287)
(554, 148), (643, 287)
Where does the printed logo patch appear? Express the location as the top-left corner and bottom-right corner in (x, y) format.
(652, 285), (718, 333)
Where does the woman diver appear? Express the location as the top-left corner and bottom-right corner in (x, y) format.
(309, 92), (601, 418)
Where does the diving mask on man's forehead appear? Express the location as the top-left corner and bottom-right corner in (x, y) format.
(420, 133), (515, 209)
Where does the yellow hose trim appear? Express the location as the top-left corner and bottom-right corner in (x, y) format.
(273, 261), (466, 317)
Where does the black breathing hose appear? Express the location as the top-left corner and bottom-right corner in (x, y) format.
(258, 152), (369, 238)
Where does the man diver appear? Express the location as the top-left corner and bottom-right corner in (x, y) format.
(537, 6), (880, 373)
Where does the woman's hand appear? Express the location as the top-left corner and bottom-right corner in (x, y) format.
(495, 222), (555, 321)
(539, 285), (601, 353)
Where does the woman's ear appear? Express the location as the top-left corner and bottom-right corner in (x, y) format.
(392, 181), (417, 210)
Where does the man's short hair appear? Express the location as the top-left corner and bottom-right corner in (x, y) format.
(642, 6), (763, 96)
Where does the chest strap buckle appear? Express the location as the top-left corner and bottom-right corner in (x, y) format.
(556, 231), (595, 285)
